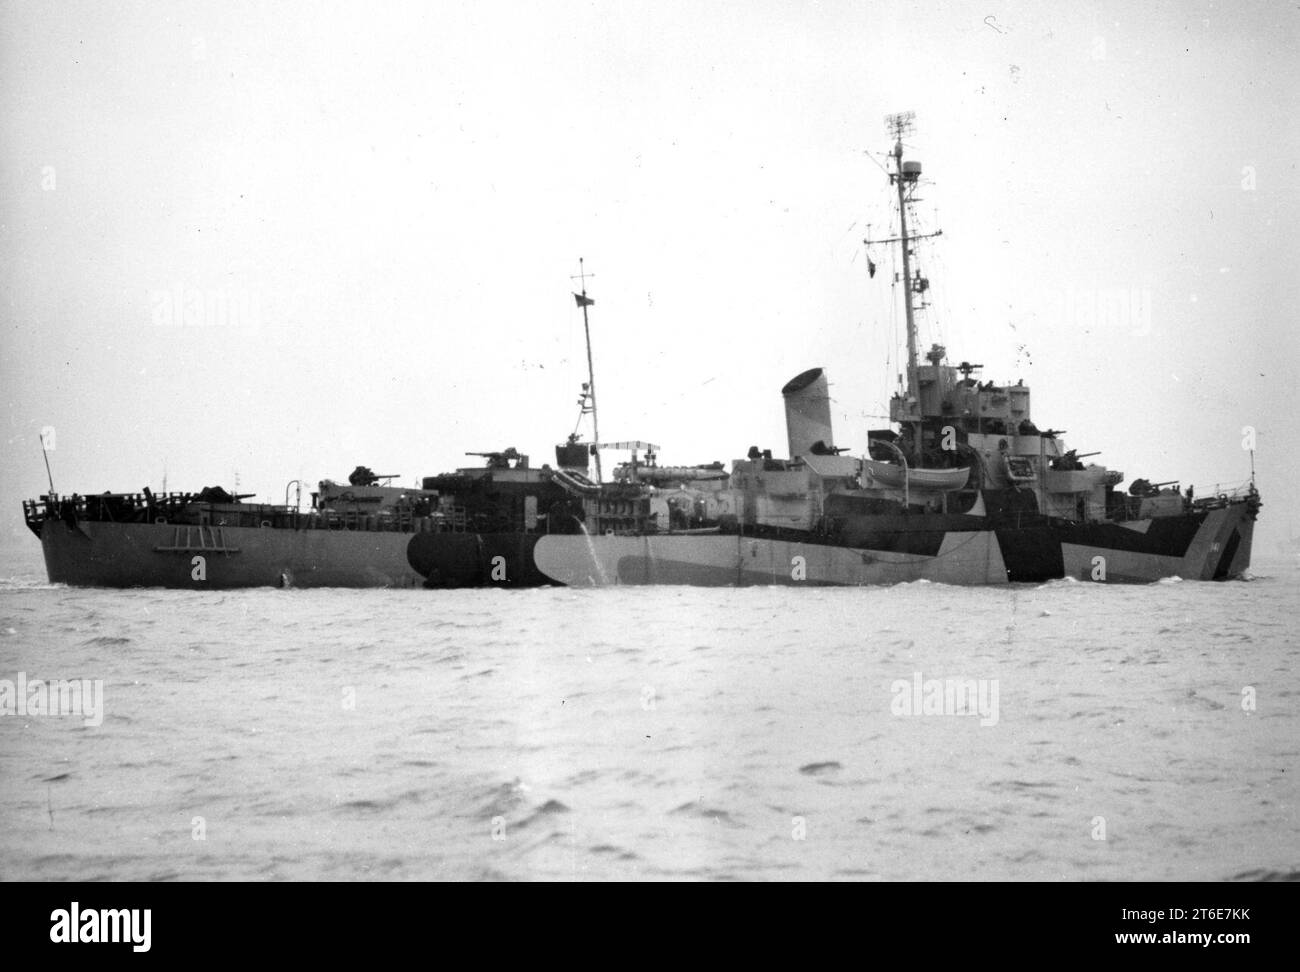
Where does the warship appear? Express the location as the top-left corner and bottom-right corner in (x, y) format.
(24, 114), (1259, 589)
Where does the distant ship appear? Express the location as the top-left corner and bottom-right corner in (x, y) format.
(24, 114), (1259, 588)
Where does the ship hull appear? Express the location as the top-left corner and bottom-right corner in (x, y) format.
(532, 530), (1009, 586)
(406, 501), (1257, 588)
(34, 500), (1255, 590)
(37, 519), (425, 589)
(1055, 502), (1254, 583)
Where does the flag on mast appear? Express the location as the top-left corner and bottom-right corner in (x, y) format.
(574, 293), (594, 307)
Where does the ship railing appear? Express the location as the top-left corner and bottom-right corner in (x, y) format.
(1187, 478), (1259, 510)
(25, 490), (455, 534)
(302, 507), (438, 533)
(1101, 478), (1259, 522)
(25, 493), (89, 524)
(431, 506), (468, 532)
(22, 490), (303, 525)
(22, 497), (51, 534)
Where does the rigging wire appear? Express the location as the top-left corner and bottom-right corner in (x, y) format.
(860, 159), (901, 416)
(929, 236), (957, 355)
(888, 208), (901, 399)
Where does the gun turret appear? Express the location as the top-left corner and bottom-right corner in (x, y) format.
(347, 466), (399, 486)
(466, 448), (527, 469)
(1129, 478), (1179, 497)
(1051, 449), (1102, 471)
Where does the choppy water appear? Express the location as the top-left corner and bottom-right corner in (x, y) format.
(1, 542), (1297, 882)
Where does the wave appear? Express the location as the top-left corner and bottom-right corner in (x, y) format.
(0, 579), (66, 591)
(798, 761), (843, 776)
(669, 800), (743, 827)
(1230, 868), (1300, 882)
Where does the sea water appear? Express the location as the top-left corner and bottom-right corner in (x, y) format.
(1, 542), (1296, 881)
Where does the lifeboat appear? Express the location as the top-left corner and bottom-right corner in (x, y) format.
(862, 459), (970, 491)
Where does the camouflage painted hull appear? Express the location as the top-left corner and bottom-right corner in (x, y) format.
(410, 500), (1257, 588)
(35, 498), (1254, 590)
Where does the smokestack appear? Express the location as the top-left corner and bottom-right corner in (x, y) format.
(781, 367), (834, 459)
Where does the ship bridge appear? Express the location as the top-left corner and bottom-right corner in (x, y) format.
(890, 344), (1034, 437)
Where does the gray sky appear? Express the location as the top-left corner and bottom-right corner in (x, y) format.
(3, 0), (1297, 550)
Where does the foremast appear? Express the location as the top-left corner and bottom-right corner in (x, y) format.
(571, 258), (603, 483)
(865, 111), (942, 464)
